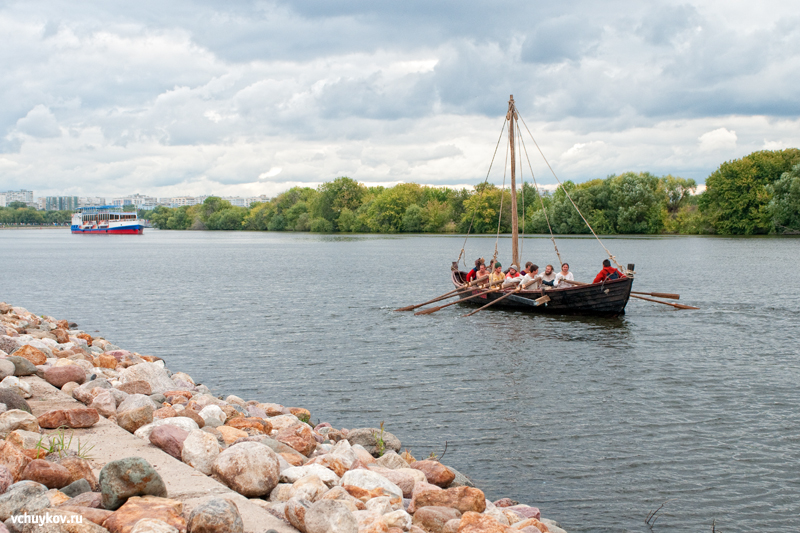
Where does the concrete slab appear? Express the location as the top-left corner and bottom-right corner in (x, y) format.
(22, 376), (297, 533)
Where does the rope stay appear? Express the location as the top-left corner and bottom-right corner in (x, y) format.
(518, 113), (626, 272)
(457, 118), (508, 266)
(518, 129), (563, 266)
(518, 123), (525, 260)
(493, 135), (510, 264)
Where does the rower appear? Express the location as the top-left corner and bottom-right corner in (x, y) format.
(540, 264), (557, 288)
(465, 258), (484, 283)
(555, 263), (574, 288)
(593, 259), (626, 283)
(503, 264), (522, 287)
(489, 262), (506, 286)
(518, 264), (541, 290)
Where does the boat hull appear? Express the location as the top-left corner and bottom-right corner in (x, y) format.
(452, 271), (633, 317)
(71, 225), (144, 234)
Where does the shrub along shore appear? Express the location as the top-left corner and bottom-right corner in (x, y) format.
(0, 302), (568, 533)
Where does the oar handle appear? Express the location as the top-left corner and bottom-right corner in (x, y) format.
(630, 294), (698, 310)
(632, 291), (680, 300)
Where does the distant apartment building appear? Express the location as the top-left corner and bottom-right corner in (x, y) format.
(44, 196), (79, 211)
(169, 196), (200, 207)
(79, 197), (107, 207)
(0, 189), (34, 207)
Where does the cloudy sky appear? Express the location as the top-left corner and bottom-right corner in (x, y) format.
(1, 0), (799, 198)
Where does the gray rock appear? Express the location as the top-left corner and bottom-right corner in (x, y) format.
(304, 500), (358, 533)
(61, 478), (92, 498)
(72, 379), (112, 404)
(149, 393), (167, 404)
(0, 481), (47, 521)
(447, 466), (475, 488)
(4, 358), (36, 377)
(187, 497), (244, 533)
(99, 457), (167, 510)
(0, 360), (14, 380)
(345, 428), (401, 457)
(0, 389), (30, 414)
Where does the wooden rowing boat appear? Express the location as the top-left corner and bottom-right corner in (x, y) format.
(446, 95), (635, 317)
(451, 269), (634, 317)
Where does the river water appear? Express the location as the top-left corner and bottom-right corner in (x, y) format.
(1, 229), (798, 532)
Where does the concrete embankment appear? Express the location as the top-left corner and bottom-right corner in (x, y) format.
(0, 302), (569, 533)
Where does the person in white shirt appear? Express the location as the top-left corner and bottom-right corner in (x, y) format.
(518, 263), (541, 290)
(555, 262), (575, 288)
(540, 264), (557, 288)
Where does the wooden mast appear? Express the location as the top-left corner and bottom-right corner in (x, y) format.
(507, 95), (520, 268)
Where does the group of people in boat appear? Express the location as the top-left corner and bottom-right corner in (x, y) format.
(465, 258), (625, 290)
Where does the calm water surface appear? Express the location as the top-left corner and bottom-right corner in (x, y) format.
(2, 229), (799, 533)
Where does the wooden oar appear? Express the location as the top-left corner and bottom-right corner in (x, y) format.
(395, 275), (489, 311)
(631, 291), (680, 300)
(462, 280), (545, 317)
(630, 294), (699, 310)
(415, 285), (501, 315)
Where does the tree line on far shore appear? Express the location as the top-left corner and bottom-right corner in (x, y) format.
(3, 148), (798, 234)
(143, 149), (800, 235)
(0, 202), (73, 225)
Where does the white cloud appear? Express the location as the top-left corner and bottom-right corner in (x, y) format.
(14, 105), (61, 138)
(698, 127), (737, 152)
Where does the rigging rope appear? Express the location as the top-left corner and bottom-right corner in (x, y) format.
(456, 119), (507, 266)
(518, 130), (563, 266)
(518, 123), (525, 260)
(518, 113), (626, 272)
(493, 135), (510, 264)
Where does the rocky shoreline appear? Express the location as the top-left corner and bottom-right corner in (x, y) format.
(0, 302), (569, 533)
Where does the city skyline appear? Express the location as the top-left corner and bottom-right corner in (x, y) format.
(1, 1), (799, 198)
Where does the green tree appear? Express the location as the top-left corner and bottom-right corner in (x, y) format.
(310, 217), (334, 232)
(207, 207), (247, 230)
(768, 163), (800, 233)
(365, 183), (424, 232)
(700, 149), (800, 234)
(402, 204), (423, 232)
(311, 177), (367, 229)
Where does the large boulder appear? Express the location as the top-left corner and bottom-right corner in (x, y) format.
(119, 363), (176, 394)
(0, 410), (38, 438)
(0, 376), (32, 399)
(198, 405), (226, 428)
(413, 506), (462, 533)
(456, 512), (512, 533)
(102, 495), (185, 533)
(0, 387), (31, 413)
(0, 481), (47, 521)
(211, 442), (280, 497)
(53, 456), (99, 491)
(116, 394), (155, 433)
(0, 359), (15, 380)
(19, 459), (73, 489)
(305, 500), (358, 533)
(72, 379), (112, 404)
(187, 497), (244, 533)
(346, 428), (401, 457)
(149, 425), (189, 459)
(281, 464), (340, 488)
(4, 356), (37, 377)
(340, 470), (403, 500)
(99, 457), (168, 510)
(410, 461), (455, 488)
(0, 441), (31, 481)
(409, 487), (486, 515)
(181, 429), (220, 476)
(11, 345), (46, 366)
(43, 365), (87, 388)
(37, 408), (99, 429)
(276, 423), (318, 457)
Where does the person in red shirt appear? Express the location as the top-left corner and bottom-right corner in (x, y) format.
(465, 258), (485, 282)
(593, 259), (626, 283)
